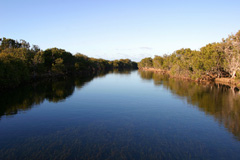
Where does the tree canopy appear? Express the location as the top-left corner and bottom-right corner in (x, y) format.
(138, 30), (240, 80)
(0, 38), (138, 87)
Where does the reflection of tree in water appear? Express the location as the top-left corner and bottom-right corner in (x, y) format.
(45, 78), (75, 103)
(0, 75), (95, 119)
(112, 69), (132, 74)
(0, 69), (136, 119)
(0, 77), (74, 118)
(139, 70), (240, 140)
(138, 70), (154, 80)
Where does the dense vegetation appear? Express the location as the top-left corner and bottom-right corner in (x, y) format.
(0, 38), (137, 87)
(138, 30), (240, 80)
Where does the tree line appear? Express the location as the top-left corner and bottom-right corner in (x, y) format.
(138, 30), (240, 80)
(0, 38), (138, 87)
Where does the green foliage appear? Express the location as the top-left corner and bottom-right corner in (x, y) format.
(0, 37), (138, 87)
(112, 59), (137, 69)
(139, 30), (240, 80)
(33, 51), (46, 74)
(197, 43), (224, 76)
(52, 58), (64, 73)
(0, 54), (29, 87)
(138, 57), (153, 68)
(42, 48), (75, 73)
(153, 56), (164, 69)
(74, 53), (90, 71)
(236, 71), (240, 79)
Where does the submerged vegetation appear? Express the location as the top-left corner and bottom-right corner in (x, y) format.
(0, 38), (137, 87)
(138, 30), (240, 81)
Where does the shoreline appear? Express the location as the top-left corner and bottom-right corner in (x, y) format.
(0, 68), (137, 90)
(139, 68), (240, 90)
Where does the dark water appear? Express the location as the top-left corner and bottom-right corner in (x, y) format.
(0, 70), (240, 160)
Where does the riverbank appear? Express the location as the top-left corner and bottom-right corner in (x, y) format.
(139, 67), (240, 90)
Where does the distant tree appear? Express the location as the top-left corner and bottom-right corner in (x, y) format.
(0, 54), (29, 86)
(31, 45), (40, 52)
(20, 39), (30, 49)
(0, 38), (21, 51)
(42, 48), (74, 73)
(138, 57), (153, 68)
(199, 43), (224, 77)
(113, 60), (119, 68)
(153, 56), (164, 69)
(33, 51), (46, 74)
(52, 58), (64, 73)
(222, 31), (240, 78)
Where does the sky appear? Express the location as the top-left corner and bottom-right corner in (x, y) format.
(1, 0), (240, 62)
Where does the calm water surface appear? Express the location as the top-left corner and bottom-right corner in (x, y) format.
(0, 70), (240, 160)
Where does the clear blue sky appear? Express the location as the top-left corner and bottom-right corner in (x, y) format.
(1, 0), (240, 62)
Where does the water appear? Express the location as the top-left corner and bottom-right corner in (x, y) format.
(0, 70), (240, 160)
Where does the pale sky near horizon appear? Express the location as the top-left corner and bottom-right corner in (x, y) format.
(1, 0), (240, 62)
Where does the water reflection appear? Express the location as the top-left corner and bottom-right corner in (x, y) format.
(1, 69), (240, 159)
(0, 69), (132, 119)
(139, 70), (240, 140)
(0, 78), (73, 118)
